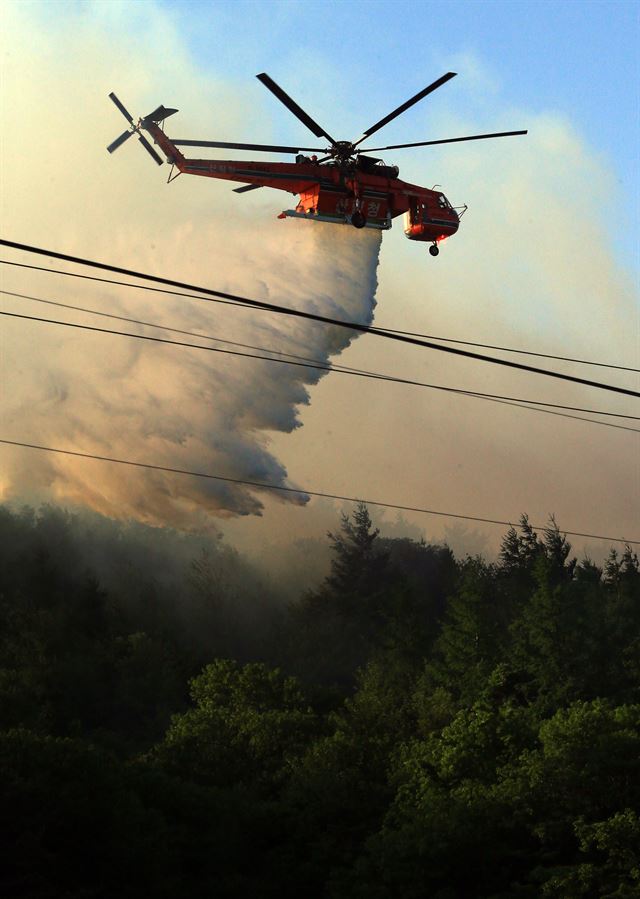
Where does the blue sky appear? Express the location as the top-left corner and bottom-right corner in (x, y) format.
(153, 0), (639, 263)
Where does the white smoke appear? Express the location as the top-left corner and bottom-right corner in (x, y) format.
(2, 221), (381, 529)
(0, 1), (385, 530)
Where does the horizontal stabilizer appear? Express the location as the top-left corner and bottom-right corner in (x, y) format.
(144, 105), (179, 124)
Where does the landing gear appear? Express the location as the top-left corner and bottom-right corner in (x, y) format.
(351, 211), (367, 229)
(429, 243), (440, 257)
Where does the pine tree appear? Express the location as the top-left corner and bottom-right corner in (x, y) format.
(325, 502), (390, 602)
(428, 557), (508, 704)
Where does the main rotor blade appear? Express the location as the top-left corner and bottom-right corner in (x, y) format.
(256, 72), (336, 145)
(233, 184), (263, 193)
(138, 134), (163, 165)
(172, 139), (326, 154)
(109, 92), (134, 124)
(355, 72), (457, 146)
(362, 129), (529, 152)
(106, 129), (134, 154)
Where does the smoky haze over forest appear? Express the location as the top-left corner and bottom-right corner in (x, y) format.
(1, 499), (638, 897)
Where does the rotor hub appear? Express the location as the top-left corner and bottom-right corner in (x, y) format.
(332, 140), (356, 159)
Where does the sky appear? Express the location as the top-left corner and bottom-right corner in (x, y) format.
(0, 0), (638, 565)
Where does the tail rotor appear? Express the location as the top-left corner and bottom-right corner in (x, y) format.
(106, 92), (139, 155)
(107, 92), (177, 166)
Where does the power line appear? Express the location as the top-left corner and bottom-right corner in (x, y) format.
(0, 259), (252, 312)
(0, 289), (333, 369)
(3, 289), (638, 430)
(4, 260), (636, 375)
(2, 238), (638, 398)
(486, 400), (638, 433)
(1, 437), (637, 545)
(4, 309), (639, 424)
(374, 325), (639, 374)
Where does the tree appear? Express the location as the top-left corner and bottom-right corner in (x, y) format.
(283, 504), (393, 686)
(281, 658), (416, 895)
(325, 503), (390, 604)
(154, 659), (318, 795)
(427, 557), (511, 704)
(342, 700), (640, 899)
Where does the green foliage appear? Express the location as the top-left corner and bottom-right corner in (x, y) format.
(347, 699), (640, 898)
(428, 556), (509, 702)
(1, 502), (639, 898)
(284, 504), (458, 686)
(155, 659), (318, 794)
(283, 503), (393, 685)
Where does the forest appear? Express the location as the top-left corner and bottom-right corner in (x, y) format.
(0, 501), (638, 898)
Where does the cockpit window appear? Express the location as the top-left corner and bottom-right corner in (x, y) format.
(410, 196), (453, 225)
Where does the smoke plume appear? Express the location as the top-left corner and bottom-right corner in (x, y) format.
(0, 1), (390, 531)
(2, 221), (382, 529)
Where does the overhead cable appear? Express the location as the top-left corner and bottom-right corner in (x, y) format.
(374, 325), (639, 374)
(1, 239), (638, 398)
(4, 309), (639, 424)
(4, 259), (636, 374)
(1, 438), (637, 545)
(3, 289), (638, 430)
(0, 289), (328, 368)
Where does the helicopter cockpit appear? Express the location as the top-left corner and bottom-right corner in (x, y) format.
(409, 193), (455, 223)
(404, 192), (461, 254)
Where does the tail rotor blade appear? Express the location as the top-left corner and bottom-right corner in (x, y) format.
(106, 129), (134, 154)
(109, 91), (134, 124)
(138, 134), (163, 166)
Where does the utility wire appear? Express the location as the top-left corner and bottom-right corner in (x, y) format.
(374, 325), (639, 374)
(0, 289), (331, 368)
(1, 437), (637, 546)
(3, 288), (638, 431)
(4, 309), (639, 424)
(2, 239), (638, 398)
(0, 259), (252, 312)
(4, 260), (636, 375)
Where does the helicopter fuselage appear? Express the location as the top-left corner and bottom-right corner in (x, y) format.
(146, 121), (461, 241)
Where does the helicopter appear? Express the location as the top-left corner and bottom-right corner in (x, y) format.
(107, 72), (526, 257)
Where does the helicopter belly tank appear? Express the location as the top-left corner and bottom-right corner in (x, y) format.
(279, 185), (392, 229)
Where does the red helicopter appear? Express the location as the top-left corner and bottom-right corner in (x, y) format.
(107, 72), (526, 256)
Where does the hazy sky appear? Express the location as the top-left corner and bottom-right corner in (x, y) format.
(1, 0), (638, 562)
